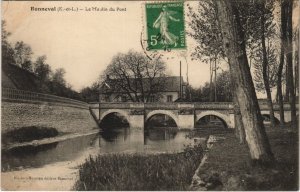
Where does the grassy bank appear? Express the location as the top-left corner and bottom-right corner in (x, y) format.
(194, 125), (299, 190)
(74, 144), (203, 190)
(2, 126), (58, 146)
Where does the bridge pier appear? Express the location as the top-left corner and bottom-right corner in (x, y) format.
(177, 104), (195, 129)
(178, 114), (194, 129)
(228, 114), (235, 129)
(95, 102), (297, 130)
(129, 103), (145, 129)
(129, 115), (144, 129)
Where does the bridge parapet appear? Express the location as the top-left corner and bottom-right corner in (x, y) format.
(260, 103), (298, 111)
(100, 102), (132, 109)
(144, 102), (178, 109)
(130, 103), (144, 108)
(99, 102), (236, 110)
(2, 88), (88, 109)
(96, 102), (298, 111)
(194, 102), (234, 110)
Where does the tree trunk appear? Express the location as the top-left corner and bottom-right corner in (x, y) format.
(209, 59), (214, 102)
(234, 94), (246, 144)
(215, 0), (274, 163)
(295, 45), (299, 96)
(276, 0), (287, 125)
(295, 28), (299, 97)
(285, 0), (297, 129)
(214, 58), (217, 102)
(277, 45), (285, 125)
(285, 63), (290, 101)
(261, 11), (276, 127)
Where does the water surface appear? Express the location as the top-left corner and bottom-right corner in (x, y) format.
(2, 128), (194, 171)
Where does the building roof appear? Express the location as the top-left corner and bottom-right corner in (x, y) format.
(101, 76), (185, 93)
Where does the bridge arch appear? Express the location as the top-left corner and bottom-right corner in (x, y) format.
(261, 112), (280, 124)
(100, 109), (131, 127)
(145, 110), (179, 127)
(196, 111), (231, 128)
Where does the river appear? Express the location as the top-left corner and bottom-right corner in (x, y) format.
(1, 127), (198, 190)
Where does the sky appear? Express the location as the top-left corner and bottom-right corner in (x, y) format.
(2, 1), (214, 91)
(2, 1), (299, 94)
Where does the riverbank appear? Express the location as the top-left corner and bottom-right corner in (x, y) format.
(74, 143), (204, 190)
(191, 125), (298, 190)
(2, 129), (99, 151)
(73, 125), (298, 191)
(1, 142), (100, 191)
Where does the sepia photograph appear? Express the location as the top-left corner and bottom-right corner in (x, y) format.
(1, 0), (299, 191)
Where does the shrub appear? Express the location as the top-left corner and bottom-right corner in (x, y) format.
(2, 126), (59, 144)
(74, 144), (204, 190)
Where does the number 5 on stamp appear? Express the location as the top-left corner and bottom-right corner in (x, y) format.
(145, 2), (186, 51)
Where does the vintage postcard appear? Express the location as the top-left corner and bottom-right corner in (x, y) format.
(1, 0), (299, 191)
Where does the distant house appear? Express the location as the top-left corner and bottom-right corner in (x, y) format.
(99, 76), (186, 102)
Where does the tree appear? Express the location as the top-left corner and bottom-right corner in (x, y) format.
(284, 0), (297, 129)
(52, 68), (66, 86)
(187, 0), (245, 142)
(238, 0), (278, 127)
(195, 83), (211, 102)
(33, 55), (51, 82)
(80, 82), (100, 102)
(192, 71), (233, 102)
(252, 40), (279, 93)
(256, 0), (277, 127)
(187, 1), (225, 63)
(276, 0), (287, 124)
(216, 71), (233, 102)
(13, 41), (33, 71)
(294, 27), (299, 97)
(102, 51), (167, 102)
(215, 0), (274, 163)
(2, 20), (15, 65)
(187, 1), (225, 102)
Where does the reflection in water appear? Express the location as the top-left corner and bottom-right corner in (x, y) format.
(2, 127), (194, 172)
(101, 127), (130, 142)
(144, 128), (178, 141)
(2, 134), (98, 172)
(195, 115), (227, 129)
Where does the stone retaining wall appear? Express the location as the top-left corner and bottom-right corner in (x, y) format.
(1, 101), (98, 134)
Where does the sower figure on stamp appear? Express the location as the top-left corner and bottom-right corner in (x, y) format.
(153, 5), (180, 48)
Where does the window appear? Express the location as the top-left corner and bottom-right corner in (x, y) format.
(121, 96), (127, 102)
(104, 95), (110, 102)
(149, 95), (155, 102)
(167, 95), (173, 102)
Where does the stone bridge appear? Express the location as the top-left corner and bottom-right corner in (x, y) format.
(89, 102), (297, 129)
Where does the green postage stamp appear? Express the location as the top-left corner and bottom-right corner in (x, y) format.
(145, 2), (186, 51)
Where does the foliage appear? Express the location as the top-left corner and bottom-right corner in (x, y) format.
(80, 82), (100, 102)
(215, 71), (233, 101)
(247, 0), (278, 94)
(2, 20), (82, 101)
(13, 41), (33, 71)
(2, 126), (58, 144)
(187, 0), (277, 61)
(216, 0), (275, 162)
(74, 144), (203, 190)
(187, 0), (225, 63)
(2, 20), (15, 65)
(195, 127), (298, 191)
(190, 70), (233, 102)
(101, 50), (167, 102)
(51, 68), (66, 86)
(253, 41), (280, 92)
(33, 55), (51, 82)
